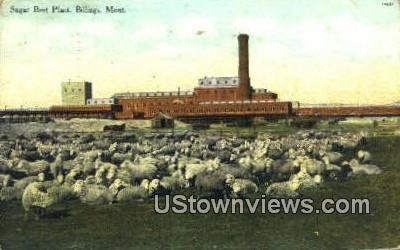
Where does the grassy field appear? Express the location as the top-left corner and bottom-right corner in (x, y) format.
(0, 120), (399, 249)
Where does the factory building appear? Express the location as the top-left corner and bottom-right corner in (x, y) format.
(51, 34), (291, 120)
(113, 34), (283, 119)
(87, 98), (116, 105)
(61, 81), (92, 105)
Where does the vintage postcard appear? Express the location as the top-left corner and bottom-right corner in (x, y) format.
(0, 0), (399, 249)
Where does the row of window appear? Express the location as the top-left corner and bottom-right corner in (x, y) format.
(198, 89), (236, 96)
(125, 100), (194, 110)
(199, 79), (237, 85)
(149, 105), (288, 115)
(115, 91), (193, 98)
(63, 88), (83, 93)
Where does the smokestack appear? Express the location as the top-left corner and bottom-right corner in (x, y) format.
(238, 34), (250, 99)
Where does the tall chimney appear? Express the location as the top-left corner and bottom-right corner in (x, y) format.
(238, 34), (250, 99)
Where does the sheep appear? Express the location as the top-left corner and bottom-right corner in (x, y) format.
(0, 157), (11, 172)
(115, 186), (148, 202)
(289, 170), (322, 191)
(109, 178), (131, 197)
(28, 160), (50, 176)
(148, 179), (161, 196)
(50, 155), (64, 179)
(140, 179), (150, 190)
(184, 163), (208, 180)
(348, 159), (382, 175)
(82, 150), (102, 163)
(0, 174), (11, 188)
(57, 149), (77, 161)
(76, 184), (113, 205)
(14, 176), (39, 191)
(160, 175), (188, 193)
(0, 123), (388, 212)
(265, 181), (299, 198)
(111, 152), (133, 165)
(300, 158), (326, 176)
(319, 151), (343, 165)
(94, 165), (107, 185)
(115, 167), (134, 185)
(93, 160), (118, 182)
(357, 150), (372, 164)
(237, 156), (273, 182)
(271, 159), (299, 176)
(121, 160), (157, 183)
(64, 168), (83, 185)
(194, 171), (226, 195)
(22, 181), (75, 212)
(225, 175), (258, 197)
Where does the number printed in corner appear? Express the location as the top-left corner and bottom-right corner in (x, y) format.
(382, 1), (394, 6)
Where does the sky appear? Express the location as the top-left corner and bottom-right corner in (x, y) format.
(0, 0), (399, 107)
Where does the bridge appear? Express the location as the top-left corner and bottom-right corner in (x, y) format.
(0, 108), (49, 116)
(294, 105), (400, 118)
(0, 108), (51, 123)
(1, 104), (400, 124)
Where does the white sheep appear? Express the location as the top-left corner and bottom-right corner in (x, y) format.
(320, 151), (343, 165)
(22, 181), (74, 212)
(289, 170), (322, 190)
(50, 155), (63, 179)
(148, 179), (161, 195)
(76, 184), (114, 205)
(160, 175), (188, 192)
(184, 163), (208, 180)
(0, 174), (10, 188)
(357, 150), (372, 164)
(300, 158), (326, 176)
(265, 181), (299, 198)
(225, 175), (258, 197)
(115, 186), (148, 202)
(109, 178), (131, 197)
(349, 159), (381, 175)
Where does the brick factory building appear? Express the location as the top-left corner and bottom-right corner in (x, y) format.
(113, 34), (288, 120)
(23, 33), (400, 121)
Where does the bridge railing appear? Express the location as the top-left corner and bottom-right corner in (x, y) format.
(1, 108), (50, 112)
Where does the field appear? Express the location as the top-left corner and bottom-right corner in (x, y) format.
(0, 118), (399, 249)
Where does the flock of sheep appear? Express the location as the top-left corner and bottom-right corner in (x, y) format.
(0, 128), (382, 215)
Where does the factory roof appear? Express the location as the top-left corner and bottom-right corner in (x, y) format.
(197, 76), (239, 88)
(113, 91), (194, 99)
